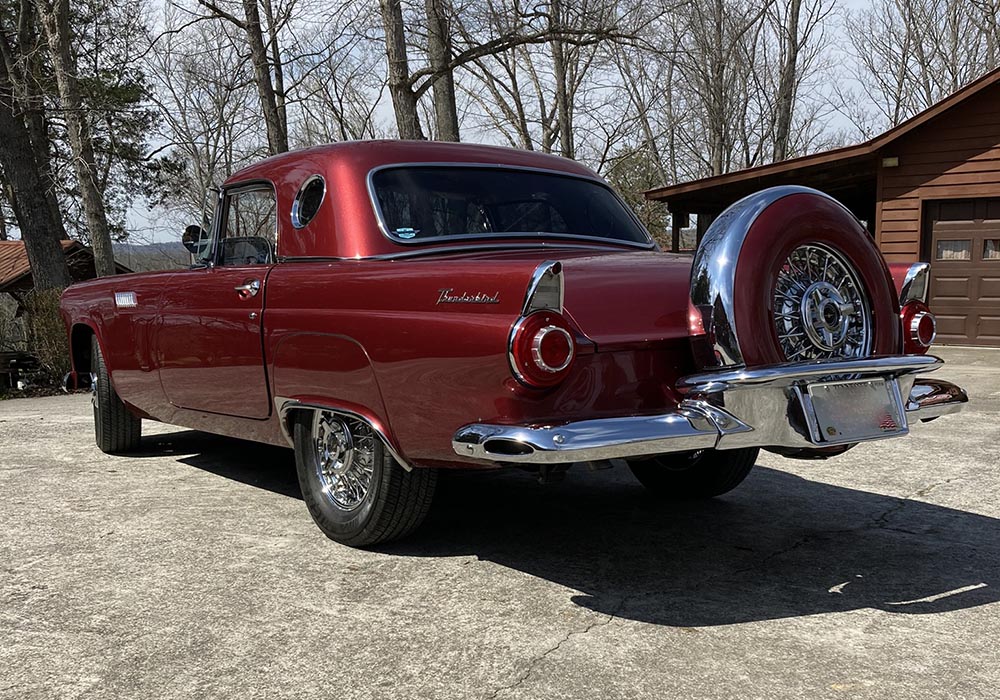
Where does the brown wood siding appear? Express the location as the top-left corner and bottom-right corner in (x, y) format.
(877, 83), (1000, 262)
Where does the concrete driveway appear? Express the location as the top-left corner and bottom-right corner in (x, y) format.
(1, 347), (998, 699)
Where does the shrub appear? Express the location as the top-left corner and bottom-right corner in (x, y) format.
(23, 288), (69, 387)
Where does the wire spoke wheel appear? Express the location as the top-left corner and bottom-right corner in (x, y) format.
(772, 243), (872, 361)
(312, 412), (375, 511)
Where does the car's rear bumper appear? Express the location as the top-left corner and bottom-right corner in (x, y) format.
(451, 355), (968, 464)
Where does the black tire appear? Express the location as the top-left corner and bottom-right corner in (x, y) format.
(91, 335), (141, 454)
(628, 447), (759, 499)
(293, 411), (436, 546)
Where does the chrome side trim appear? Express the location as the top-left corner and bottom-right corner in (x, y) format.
(276, 241), (640, 264)
(900, 262), (931, 304)
(452, 354), (966, 464)
(690, 185), (852, 368)
(274, 397), (412, 471)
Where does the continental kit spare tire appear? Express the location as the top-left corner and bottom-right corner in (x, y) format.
(691, 187), (901, 368)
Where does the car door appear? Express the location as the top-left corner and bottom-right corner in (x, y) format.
(157, 182), (277, 419)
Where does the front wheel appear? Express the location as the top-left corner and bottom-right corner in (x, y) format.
(91, 335), (141, 454)
(293, 411), (437, 546)
(627, 447), (759, 499)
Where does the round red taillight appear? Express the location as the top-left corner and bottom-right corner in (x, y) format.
(532, 325), (574, 372)
(509, 311), (576, 388)
(901, 301), (936, 353)
(911, 311), (936, 347)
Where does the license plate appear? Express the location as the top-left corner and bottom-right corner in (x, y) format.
(799, 378), (907, 445)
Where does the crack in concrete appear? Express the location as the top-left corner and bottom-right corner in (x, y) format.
(701, 477), (959, 584)
(486, 599), (623, 699)
(872, 477), (954, 529)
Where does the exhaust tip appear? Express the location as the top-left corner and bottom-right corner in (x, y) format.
(482, 439), (535, 457)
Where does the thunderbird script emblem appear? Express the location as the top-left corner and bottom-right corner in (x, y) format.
(437, 288), (500, 305)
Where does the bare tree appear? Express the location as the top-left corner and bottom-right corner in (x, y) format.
(34, 0), (117, 277)
(842, 0), (1000, 132)
(147, 6), (264, 219)
(377, 0), (636, 142)
(285, 24), (387, 144)
(425, 0), (460, 140)
(380, 0), (424, 139)
(771, 0), (802, 160)
(197, 0), (290, 154)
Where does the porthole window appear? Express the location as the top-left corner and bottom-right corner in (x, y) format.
(291, 175), (326, 229)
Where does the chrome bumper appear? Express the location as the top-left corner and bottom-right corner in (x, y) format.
(452, 355), (968, 464)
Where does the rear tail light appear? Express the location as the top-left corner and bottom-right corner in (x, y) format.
(901, 301), (936, 353)
(687, 299), (707, 336)
(688, 300), (725, 368)
(509, 311), (576, 388)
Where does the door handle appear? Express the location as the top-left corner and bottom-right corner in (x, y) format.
(235, 279), (261, 297)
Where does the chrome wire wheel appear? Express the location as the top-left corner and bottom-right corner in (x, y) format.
(312, 412), (376, 511)
(772, 243), (872, 361)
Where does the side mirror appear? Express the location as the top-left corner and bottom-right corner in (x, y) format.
(182, 224), (210, 257)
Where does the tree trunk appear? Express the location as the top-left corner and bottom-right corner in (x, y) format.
(241, 0), (288, 154)
(0, 2), (67, 241)
(550, 0), (573, 158)
(0, 66), (71, 288)
(34, 0), (115, 277)
(380, 0), (424, 140)
(424, 0), (459, 141)
(772, 0), (802, 162)
(259, 0), (288, 147)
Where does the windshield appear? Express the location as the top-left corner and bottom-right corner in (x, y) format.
(370, 166), (651, 246)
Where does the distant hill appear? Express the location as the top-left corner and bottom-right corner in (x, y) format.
(113, 242), (190, 272)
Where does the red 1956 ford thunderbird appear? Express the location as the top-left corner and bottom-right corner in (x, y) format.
(60, 141), (968, 545)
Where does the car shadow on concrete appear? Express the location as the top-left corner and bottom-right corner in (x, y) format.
(392, 466), (1000, 627)
(134, 430), (1000, 628)
(132, 430), (302, 499)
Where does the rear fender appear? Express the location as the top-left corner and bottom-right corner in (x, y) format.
(269, 333), (407, 467)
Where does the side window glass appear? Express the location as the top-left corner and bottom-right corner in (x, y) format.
(220, 186), (276, 266)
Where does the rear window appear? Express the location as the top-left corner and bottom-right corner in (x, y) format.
(370, 166), (651, 246)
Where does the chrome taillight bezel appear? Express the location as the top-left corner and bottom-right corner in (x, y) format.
(909, 310), (937, 348)
(530, 325), (574, 373)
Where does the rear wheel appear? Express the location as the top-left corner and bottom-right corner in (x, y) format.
(628, 447), (759, 499)
(293, 410), (436, 546)
(91, 335), (141, 454)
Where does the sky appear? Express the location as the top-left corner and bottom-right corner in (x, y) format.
(125, 0), (882, 246)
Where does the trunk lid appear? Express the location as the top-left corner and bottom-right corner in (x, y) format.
(559, 251), (693, 350)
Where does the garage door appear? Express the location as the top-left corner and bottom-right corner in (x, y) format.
(925, 199), (1000, 346)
